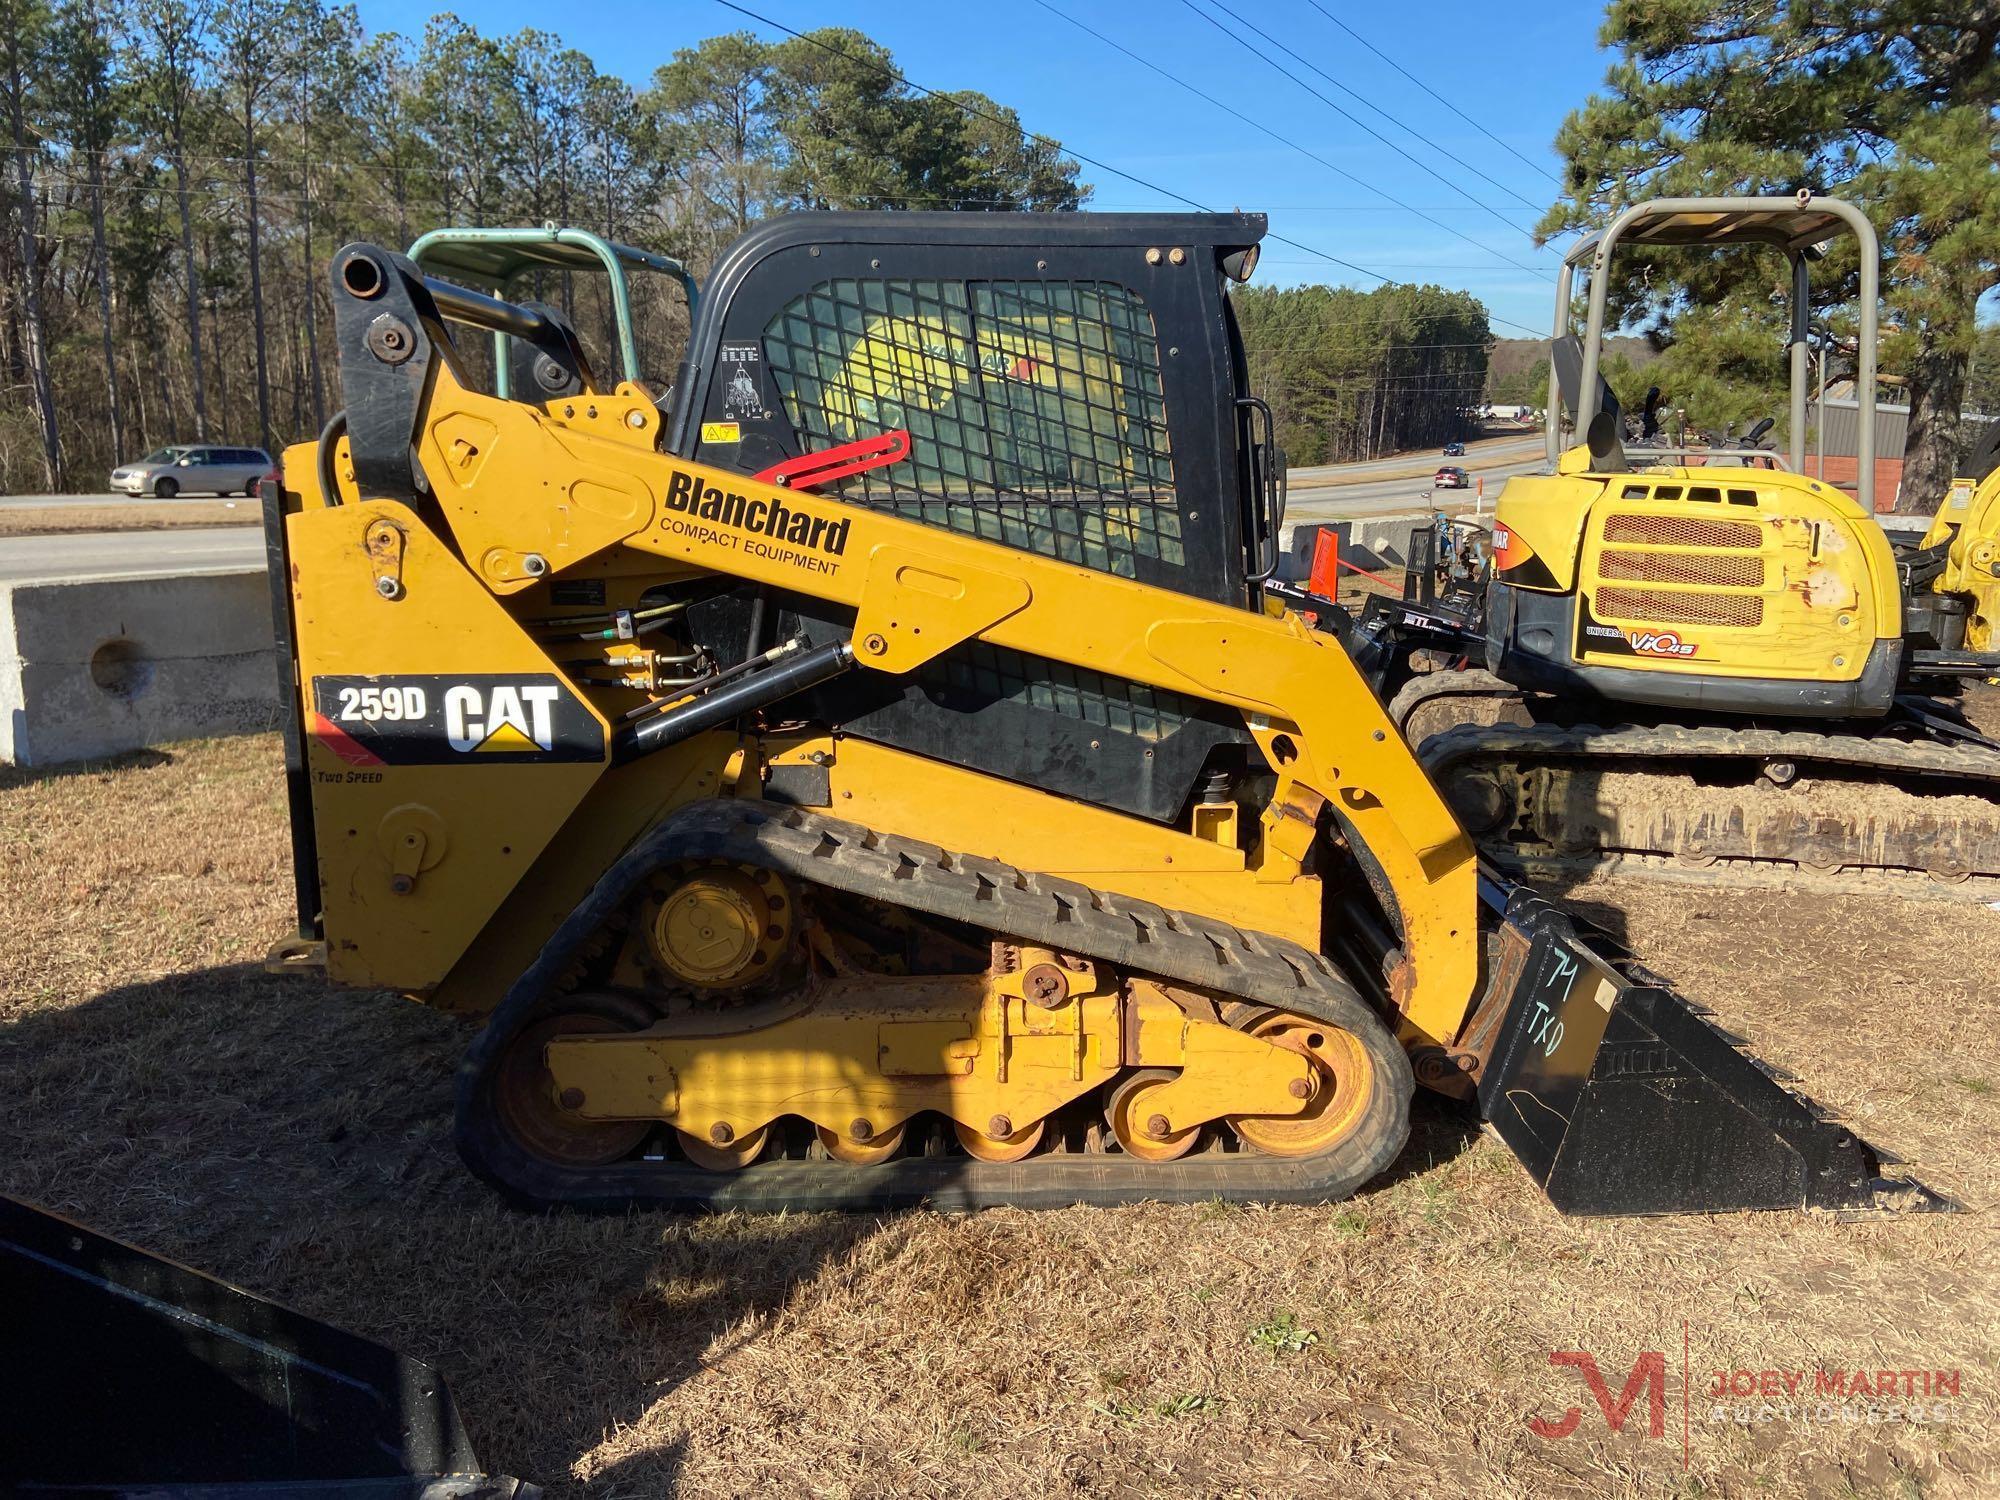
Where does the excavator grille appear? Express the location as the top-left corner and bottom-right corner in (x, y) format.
(1601, 513), (1761, 549)
(1595, 585), (1765, 627)
(1599, 548), (1765, 587)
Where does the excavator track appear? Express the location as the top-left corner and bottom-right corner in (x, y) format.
(456, 799), (1414, 1212)
(1392, 669), (2000, 901)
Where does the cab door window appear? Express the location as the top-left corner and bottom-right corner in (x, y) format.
(763, 277), (1180, 579)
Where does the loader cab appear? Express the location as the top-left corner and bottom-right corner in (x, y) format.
(666, 212), (1279, 611)
(407, 225), (698, 405)
(1491, 193), (1906, 718)
(656, 211), (1281, 825)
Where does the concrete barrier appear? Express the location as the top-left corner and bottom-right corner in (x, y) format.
(0, 569), (279, 767)
(1280, 510), (1490, 577)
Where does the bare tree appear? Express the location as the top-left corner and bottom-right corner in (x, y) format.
(132, 0), (212, 441)
(2, 0), (63, 486)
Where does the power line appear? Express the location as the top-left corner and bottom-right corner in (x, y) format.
(1177, 0), (1551, 269)
(1196, 2), (1544, 214)
(1301, 2), (1566, 191)
(1031, 0), (1548, 285)
(714, 2), (1216, 208)
(6, 146), (1552, 214)
(712, 0), (1548, 337)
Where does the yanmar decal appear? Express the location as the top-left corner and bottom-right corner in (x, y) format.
(1492, 524), (1561, 590)
(308, 674), (604, 766)
(659, 467), (851, 577)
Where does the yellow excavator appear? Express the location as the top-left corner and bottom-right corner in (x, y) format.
(262, 211), (1934, 1217)
(1354, 194), (2000, 898)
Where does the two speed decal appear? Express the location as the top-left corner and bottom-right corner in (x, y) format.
(308, 674), (604, 766)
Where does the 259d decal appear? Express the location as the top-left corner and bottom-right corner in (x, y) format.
(308, 674), (604, 766)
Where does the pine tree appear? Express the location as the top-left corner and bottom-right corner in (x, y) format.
(0, 10), (1089, 490)
(1544, 1), (2000, 512)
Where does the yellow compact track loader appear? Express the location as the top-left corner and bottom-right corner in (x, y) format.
(1360, 195), (2000, 899)
(265, 211), (1934, 1216)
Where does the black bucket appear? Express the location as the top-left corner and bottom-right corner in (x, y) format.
(0, 1194), (536, 1496)
(1471, 876), (1946, 1216)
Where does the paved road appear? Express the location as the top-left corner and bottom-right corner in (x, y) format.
(1288, 451), (1547, 522)
(0, 527), (263, 584)
(1287, 432), (1542, 488)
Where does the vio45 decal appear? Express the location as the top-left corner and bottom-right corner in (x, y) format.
(308, 674), (604, 766)
(1579, 598), (1705, 660)
(1626, 629), (1698, 658)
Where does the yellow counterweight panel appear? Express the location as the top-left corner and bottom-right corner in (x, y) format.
(1488, 470), (1609, 591)
(287, 497), (613, 990)
(1574, 469), (1898, 681)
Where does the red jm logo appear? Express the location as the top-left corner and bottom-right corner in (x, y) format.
(1528, 1351), (1668, 1440)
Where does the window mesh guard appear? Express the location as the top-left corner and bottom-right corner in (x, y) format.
(764, 278), (1182, 577)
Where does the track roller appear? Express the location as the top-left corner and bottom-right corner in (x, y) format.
(817, 1120), (907, 1165)
(1105, 1069), (1204, 1161)
(954, 1117), (1045, 1163)
(678, 1123), (770, 1171)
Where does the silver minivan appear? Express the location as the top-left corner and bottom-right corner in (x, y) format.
(109, 445), (274, 498)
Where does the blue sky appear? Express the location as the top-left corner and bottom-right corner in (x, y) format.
(350, 0), (1619, 338)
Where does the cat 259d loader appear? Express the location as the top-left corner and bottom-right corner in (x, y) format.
(263, 211), (1934, 1217)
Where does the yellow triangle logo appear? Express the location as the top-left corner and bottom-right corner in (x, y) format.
(475, 721), (541, 753)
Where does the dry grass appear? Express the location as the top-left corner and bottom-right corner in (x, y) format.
(0, 500), (258, 536)
(3, 734), (1996, 1498)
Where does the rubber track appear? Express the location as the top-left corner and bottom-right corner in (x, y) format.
(455, 799), (1414, 1212)
(1398, 669), (2000, 898)
(1386, 668), (1519, 739)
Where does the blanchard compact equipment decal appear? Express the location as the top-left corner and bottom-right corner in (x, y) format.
(658, 466), (853, 577)
(307, 674), (604, 766)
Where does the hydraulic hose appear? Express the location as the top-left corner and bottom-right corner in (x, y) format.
(315, 409), (348, 506)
